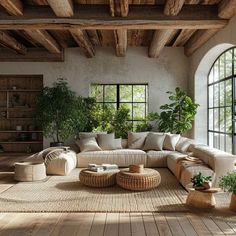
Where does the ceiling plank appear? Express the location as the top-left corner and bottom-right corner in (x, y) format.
(164, 0), (185, 16)
(218, 0), (236, 19)
(24, 29), (61, 53)
(70, 29), (95, 58)
(0, 0), (23, 16)
(47, 0), (74, 17)
(114, 29), (127, 57)
(86, 30), (102, 46)
(109, 0), (129, 17)
(173, 29), (197, 46)
(148, 29), (176, 58)
(184, 29), (219, 56)
(0, 30), (27, 54)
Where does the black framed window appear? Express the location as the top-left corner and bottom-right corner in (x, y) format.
(208, 47), (236, 154)
(91, 84), (148, 129)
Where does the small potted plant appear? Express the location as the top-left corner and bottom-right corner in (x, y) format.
(219, 171), (236, 211)
(191, 172), (212, 190)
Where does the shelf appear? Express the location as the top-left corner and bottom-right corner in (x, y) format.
(0, 90), (41, 92)
(0, 131), (43, 133)
(0, 141), (43, 144)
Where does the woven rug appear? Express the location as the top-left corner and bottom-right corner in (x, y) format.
(0, 168), (189, 213)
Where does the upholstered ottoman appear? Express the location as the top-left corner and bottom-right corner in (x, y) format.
(79, 169), (119, 187)
(116, 168), (161, 191)
(14, 162), (46, 182)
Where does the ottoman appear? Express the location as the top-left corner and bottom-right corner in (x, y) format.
(79, 169), (119, 187)
(116, 168), (161, 191)
(14, 162), (46, 182)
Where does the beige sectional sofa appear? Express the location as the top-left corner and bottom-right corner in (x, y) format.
(76, 134), (236, 189)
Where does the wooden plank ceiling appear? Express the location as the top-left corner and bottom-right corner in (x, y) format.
(0, 0), (235, 61)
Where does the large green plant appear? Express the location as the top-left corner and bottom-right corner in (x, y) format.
(158, 87), (199, 134)
(219, 171), (236, 194)
(35, 79), (93, 143)
(135, 112), (159, 132)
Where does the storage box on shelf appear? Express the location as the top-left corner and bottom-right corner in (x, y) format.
(0, 75), (43, 154)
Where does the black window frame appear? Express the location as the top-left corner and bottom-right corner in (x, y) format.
(207, 47), (236, 154)
(90, 83), (148, 129)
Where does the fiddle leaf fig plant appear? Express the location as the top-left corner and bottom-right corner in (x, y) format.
(158, 87), (199, 134)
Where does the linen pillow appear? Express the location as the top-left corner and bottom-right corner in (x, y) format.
(113, 138), (123, 150)
(97, 133), (116, 150)
(176, 137), (196, 153)
(76, 137), (102, 152)
(142, 133), (165, 151)
(163, 133), (181, 151)
(128, 132), (148, 149)
(78, 132), (107, 140)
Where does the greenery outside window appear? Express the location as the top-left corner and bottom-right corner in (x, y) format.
(91, 84), (148, 129)
(208, 47), (236, 154)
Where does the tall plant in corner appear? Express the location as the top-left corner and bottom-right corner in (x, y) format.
(158, 87), (199, 134)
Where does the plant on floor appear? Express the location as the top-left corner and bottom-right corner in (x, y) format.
(35, 79), (94, 146)
(191, 172), (212, 190)
(135, 112), (159, 132)
(158, 87), (199, 134)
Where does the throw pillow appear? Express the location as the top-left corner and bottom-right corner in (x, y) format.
(128, 132), (148, 149)
(163, 133), (181, 151)
(97, 133), (122, 150)
(78, 132), (107, 140)
(142, 133), (165, 151)
(76, 137), (102, 152)
(176, 137), (196, 153)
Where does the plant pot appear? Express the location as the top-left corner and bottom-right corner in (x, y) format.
(50, 142), (64, 147)
(202, 181), (212, 190)
(230, 193), (236, 211)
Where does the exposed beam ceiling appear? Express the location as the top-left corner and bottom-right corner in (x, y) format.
(164, 0), (185, 16)
(70, 29), (95, 58)
(0, 0), (23, 16)
(109, 0), (129, 17)
(173, 29), (197, 47)
(47, 0), (74, 17)
(24, 29), (61, 53)
(0, 5), (227, 30)
(114, 29), (127, 57)
(218, 0), (236, 19)
(149, 29), (176, 58)
(184, 29), (219, 56)
(0, 30), (27, 54)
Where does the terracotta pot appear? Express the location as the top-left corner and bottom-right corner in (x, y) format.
(230, 193), (236, 211)
(202, 181), (212, 190)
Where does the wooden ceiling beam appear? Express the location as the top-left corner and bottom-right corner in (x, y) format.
(47, 0), (74, 17)
(184, 29), (219, 56)
(0, 30), (26, 54)
(70, 29), (95, 58)
(164, 0), (185, 16)
(173, 29), (197, 47)
(24, 29), (61, 53)
(0, 5), (227, 30)
(218, 0), (236, 19)
(0, 0), (23, 16)
(148, 29), (176, 58)
(110, 0), (129, 17)
(114, 29), (127, 57)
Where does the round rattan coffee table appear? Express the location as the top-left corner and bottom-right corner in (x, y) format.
(116, 168), (161, 191)
(79, 169), (119, 187)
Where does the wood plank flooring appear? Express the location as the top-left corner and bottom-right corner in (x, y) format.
(0, 212), (235, 236)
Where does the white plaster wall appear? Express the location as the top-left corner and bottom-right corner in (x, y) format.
(189, 15), (236, 144)
(0, 47), (189, 147)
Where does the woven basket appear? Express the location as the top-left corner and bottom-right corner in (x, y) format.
(117, 168), (161, 191)
(79, 169), (119, 188)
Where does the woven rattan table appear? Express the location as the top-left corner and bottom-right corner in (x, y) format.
(116, 168), (161, 191)
(79, 169), (119, 187)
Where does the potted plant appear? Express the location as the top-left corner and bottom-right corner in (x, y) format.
(35, 79), (90, 147)
(191, 172), (212, 190)
(219, 171), (236, 211)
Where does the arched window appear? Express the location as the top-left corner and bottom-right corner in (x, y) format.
(208, 47), (236, 154)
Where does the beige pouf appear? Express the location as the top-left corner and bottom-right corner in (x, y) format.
(14, 162), (46, 182)
(117, 168), (161, 191)
(79, 169), (119, 187)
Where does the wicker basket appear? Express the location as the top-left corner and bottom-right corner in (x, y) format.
(116, 168), (161, 191)
(129, 164), (144, 173)
(79, 169), (119, 188)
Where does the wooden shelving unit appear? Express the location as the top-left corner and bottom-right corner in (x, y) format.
(0, 75), (43, 154)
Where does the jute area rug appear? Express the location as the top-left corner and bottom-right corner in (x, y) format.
(0, 168), (235, 222)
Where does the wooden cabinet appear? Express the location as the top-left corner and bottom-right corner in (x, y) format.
(0, 75), (43, 154)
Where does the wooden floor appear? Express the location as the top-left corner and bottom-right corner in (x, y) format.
(0, 212), (236, 236)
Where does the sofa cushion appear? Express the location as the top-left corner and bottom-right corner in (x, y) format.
(163, 134), (181, 151)
(146, 150), (179, 167)
(97, 133), (122, 150)
(128, 132), (148, 149)
(142, 133), (165, 151)
(175, 137), (196, 153)
(77, 149), (147, 168)
(76, 137), (102, 152)
(78, 132), (107, 140)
